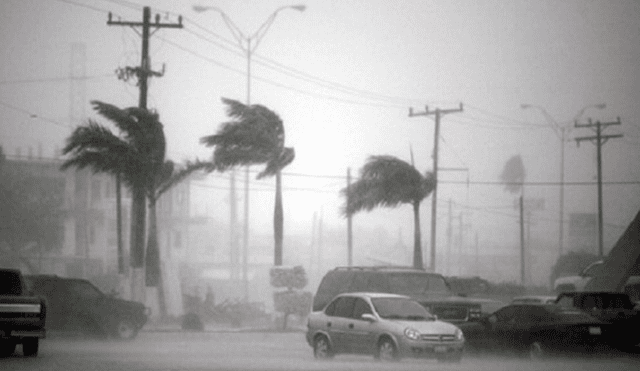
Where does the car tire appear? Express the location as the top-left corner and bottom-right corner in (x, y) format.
(376, 338), (399, 361)
(529, 341), (545, 360)
(22, 338), (39, 357)
(313, 335), (333, 359)
(0, 341), (15, 357)
(113, 319), (138, 340)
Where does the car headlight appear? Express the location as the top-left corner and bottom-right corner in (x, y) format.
(454, 328), (464, 341)
(404, 327), (421, 340)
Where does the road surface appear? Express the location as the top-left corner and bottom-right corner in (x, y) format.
(1, 330), (639, 371)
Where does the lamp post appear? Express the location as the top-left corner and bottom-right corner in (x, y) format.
(520, 103), (606, 258)
(194, 4), (305, 300)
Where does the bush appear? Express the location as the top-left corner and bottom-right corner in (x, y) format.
(270, 266), (311, 330)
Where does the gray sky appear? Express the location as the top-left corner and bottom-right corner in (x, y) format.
(1, 0), (639, 279)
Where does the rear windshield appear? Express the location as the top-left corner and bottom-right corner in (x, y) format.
(387, 273), (449, 294)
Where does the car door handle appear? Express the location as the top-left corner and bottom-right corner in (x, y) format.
(349, 323), (354, 329)
(326, 322), (331, 328)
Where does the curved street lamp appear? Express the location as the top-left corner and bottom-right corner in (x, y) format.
(520, 103), (606, 258)
(193, 4), (305, 300)
(193, 4), (306, 103)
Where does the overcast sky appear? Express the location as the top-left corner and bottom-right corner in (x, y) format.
(1, 0), (639, 276)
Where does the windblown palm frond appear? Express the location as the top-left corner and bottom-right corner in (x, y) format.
(201, 98), (289, 178)
(155, 159), (213, 197)
(342, 155), (434, 216)
(258, 147), (295, 179)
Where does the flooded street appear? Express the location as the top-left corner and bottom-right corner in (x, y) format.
(1, 330), (639, 371)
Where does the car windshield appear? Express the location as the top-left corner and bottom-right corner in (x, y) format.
(387, 273), (450, 294)
(371, 297), (435, 320)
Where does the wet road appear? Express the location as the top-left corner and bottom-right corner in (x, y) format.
(1, 330), (639, 371)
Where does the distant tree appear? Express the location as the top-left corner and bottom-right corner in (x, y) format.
(500, 154), (526, 194)
(341, 155), (435, 269)
(201, 98), (295, 266)
(270, 266), (312, 330)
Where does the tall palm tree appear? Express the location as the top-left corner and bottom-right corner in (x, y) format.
(201, 98), (295, 266)
(342, 155), (435, 269)
(61, 101), (166, 303)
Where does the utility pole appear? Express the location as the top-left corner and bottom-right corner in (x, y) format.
(574, 117), (622, 257)
(409, 103), (463, 271)
(107, 6), (182, 307)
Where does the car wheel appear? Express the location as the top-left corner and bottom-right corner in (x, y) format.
(376, 338), (398, 362)
(313, 335), (333, 359)
(529, 341), (545, 360)
(113, 319), (138, 340)
(0, 341), (15, 357)
(22, 338), (39, 357)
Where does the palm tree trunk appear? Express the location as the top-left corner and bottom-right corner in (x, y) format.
(146, 197), (160, 287)
(413, 201), (423, 270)
(274, 170), (283, 266)
(130, 186), (146, 303)
(146, 196), (166, 318)
(116, 174), (124, 274)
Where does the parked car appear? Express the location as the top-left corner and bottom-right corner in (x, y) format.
(312, 266), (497, 333)
(306, 292), (464, 362)
(0, 269), (47, 357)
(466, 303), (618, 359)
(555, 291), (640, 352)
(25, 275), (149, 340)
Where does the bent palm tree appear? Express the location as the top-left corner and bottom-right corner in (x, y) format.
(201, 98), (294, 266)
(342, 155), (435, 269)
(61, 101), (159, 302)
(63, 102), (208, 312)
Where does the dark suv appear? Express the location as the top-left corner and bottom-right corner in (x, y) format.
(25, 275), (149, 340)
(313, 267), (489, 330)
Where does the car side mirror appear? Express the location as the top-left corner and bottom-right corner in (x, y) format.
(361, 313), (376, 322)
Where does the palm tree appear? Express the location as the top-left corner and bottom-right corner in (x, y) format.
(201, 98), (295, 266)
(341, 155), (435, 269)
(61, 101), (158, 302)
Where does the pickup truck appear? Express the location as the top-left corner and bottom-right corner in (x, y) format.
(0, 268), (47, 357)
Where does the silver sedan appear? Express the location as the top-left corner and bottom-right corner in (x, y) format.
(306, 292), (464, 362)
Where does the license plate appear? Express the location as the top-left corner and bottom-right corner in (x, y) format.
(434, 346), (448, 353)
(589, 326), (601, 335)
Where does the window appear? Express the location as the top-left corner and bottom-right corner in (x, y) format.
(351, 298), (372, 319)
(333, 297), (356, 318)
(493, 306), (517, 322)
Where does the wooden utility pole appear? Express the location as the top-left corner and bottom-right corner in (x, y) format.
(574, 117), (622, 257)
(108, 8), (182, 109)
(107, 6), (182, 310)
(409, 103), (463, 271)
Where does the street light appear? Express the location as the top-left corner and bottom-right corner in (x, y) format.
(193, 4), (306, 104)
(520, 103), (606, 258)
(193, 4), (305, 300)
